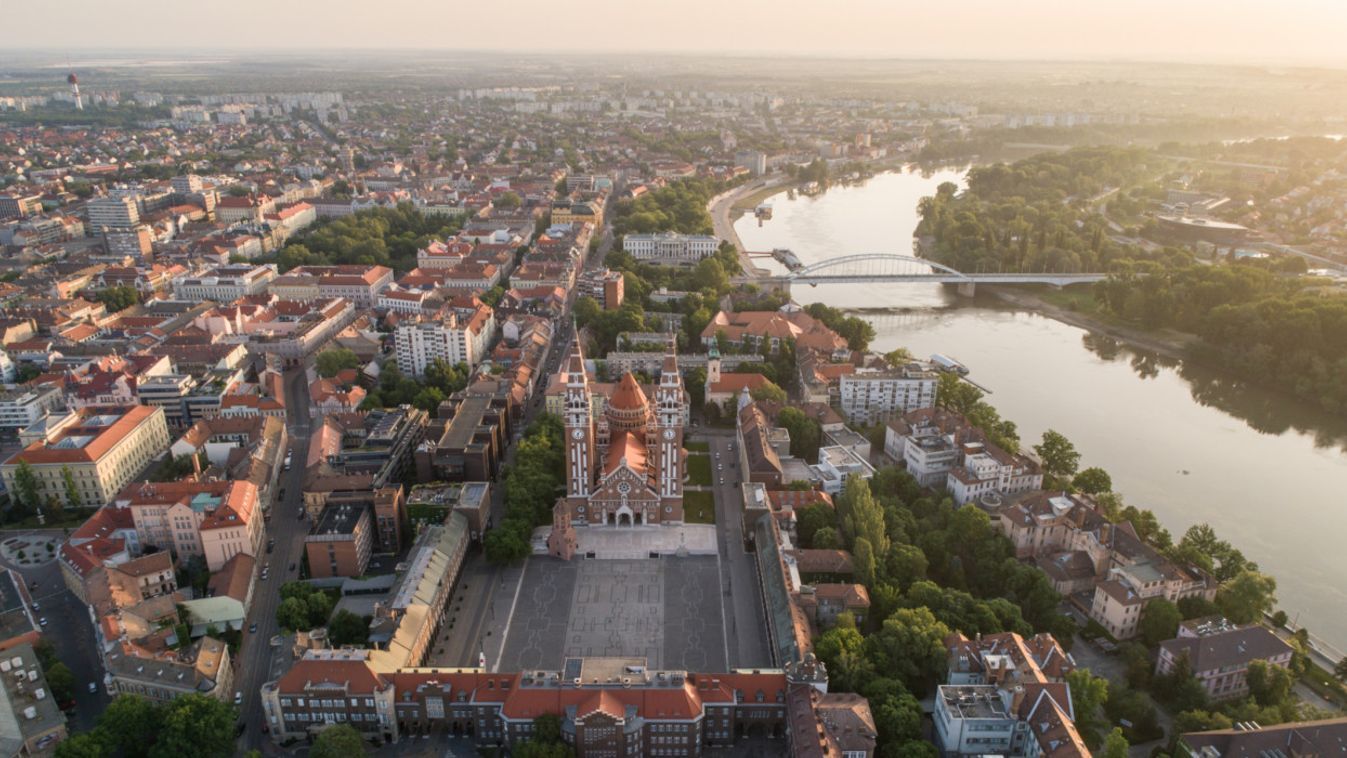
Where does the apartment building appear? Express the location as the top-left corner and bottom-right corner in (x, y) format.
(305, 504), (373, 579)
(837, 363), (938, 425)
(1156, 620), (1293, 701)
(171, 264), (277, 301)
(0, 385), (63, 432)
(394, 306), (496, 376)
(86, 196), (141, 230)
(623, 231), (718, 263)
(113, 480), (264, 572)
(366, 513), (468, 670)
(0, 406), (170, 508)
(105, 635), (233, 704)
(415, 239), (473, 269)
(0, 642), (69, 754)
(0, 194), (43, 220)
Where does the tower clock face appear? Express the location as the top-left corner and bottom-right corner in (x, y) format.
(572, 429), (585, 440)
(663, 428), (676, 440)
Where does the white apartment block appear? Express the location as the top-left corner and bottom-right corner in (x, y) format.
(947, 444), (1043, 507)
(172, 264), (278, 302)
(838, 366), (938, 425)
(86, 196), (141, 230)
(0, 385), (63, 430)
(623, 231), (718, 263)
(395, 317), (475, 377)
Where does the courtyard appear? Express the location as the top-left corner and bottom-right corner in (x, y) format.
(498, 555), (729, 673)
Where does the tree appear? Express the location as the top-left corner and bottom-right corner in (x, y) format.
(1138, 598), (1183, 647)
(1072, 467), (1112, 494)
(96, 285), (140, 313)
(494, 191), (522, 209)
(795, 503), (837, 549)
(150, 694), (237, 758)
(750, 380), (787, 405)
(55, 733), (110, 758)
(812, 527), (841, 550)
(935, 372), (983, 414)
(1334, 657), (1347, 684)
(1216, 570), (1277, 625)
(1246, 660), (1294, 707)
(12, 460), (41, 513)
(277, 596), (313, 632)
(484, 522), (532, 564)
(60, 466), (81, 509)
(99, 694), (163, 757)
(863, 607), (951, 695)
(533, 713), (564, 744)
(839, 476), (889, 556)
(778, 407), (823, 462)
(43, 661), (74, 704)
(573, 296), (601, 328)
(814, 625), (872, 693)
(311, 723), (367, 757)
(327, 609), (370, 647)
(1066, 669), (1109, 746)
(316, 348), (361, 377)
(1100, 728), (1130, 758)
(1033, 429), (1081, 481)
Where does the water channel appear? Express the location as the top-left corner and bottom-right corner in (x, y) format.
(735, 168), (1347, 651)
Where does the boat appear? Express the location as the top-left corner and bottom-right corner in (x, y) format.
(930, 353), (969, 375)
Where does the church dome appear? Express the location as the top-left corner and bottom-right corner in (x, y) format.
(606, 372), (650, 432)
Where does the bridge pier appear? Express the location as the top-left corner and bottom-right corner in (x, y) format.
(956, 281), (976, 298)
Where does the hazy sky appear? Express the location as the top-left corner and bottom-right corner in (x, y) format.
(5, 0), (1347, 66)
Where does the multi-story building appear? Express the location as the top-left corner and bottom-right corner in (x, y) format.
(0, 385), (63, 432)
(415, 239), (473, 269)
(86, 196), (141, 230)
(306, 504), (373, 579)
(105, 635), (233, 704)
(1177, 716), (1347, 758)
(935, 631), (1087, 758)
(0, 642), (68, 753)
(171, 264), (278, 302)
(366, 513), (468, 670)
(283, 265), (394, 308)
(837, 364), (938, 425)
(0, 406), (170, 508)
(103, 225), (153, 259)
(113, 480), (264, 572)
(394, 306), (496, 376)
(0, 194), (43, 220)
(262, 654), (844, 753)
(1156, 620), (1294, 701)
(623, 231), (719, 263)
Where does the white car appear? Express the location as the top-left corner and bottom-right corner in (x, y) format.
(88, 682), (98, 694)
(234, 691), (243, 705)
(38, 617), (47, 627)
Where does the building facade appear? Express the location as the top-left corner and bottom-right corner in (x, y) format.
(623, 232), (718, 263)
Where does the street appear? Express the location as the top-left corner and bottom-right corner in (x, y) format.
(704, 433), (772, 668)
(237, 362), (318, 752)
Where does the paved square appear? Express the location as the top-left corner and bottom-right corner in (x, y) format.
(499, 556), (729, 673)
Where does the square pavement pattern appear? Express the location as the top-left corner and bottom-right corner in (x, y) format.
(500, 556), (727, 673)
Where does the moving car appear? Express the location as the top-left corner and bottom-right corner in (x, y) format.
(249, 622), (258, 633)
(88, 682), (97, 694)
(234, 691), (243, 706)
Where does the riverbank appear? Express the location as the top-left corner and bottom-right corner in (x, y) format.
(985, 285), (1199, 360)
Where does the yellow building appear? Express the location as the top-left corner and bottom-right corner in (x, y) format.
(1, 405), (170, 508)
(551, 201), (603, 230)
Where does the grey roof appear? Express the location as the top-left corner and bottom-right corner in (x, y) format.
(1160, 626), (1293, 674)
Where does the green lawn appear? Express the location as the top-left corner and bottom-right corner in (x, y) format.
(684, 491), (716, 524)
(686, 454), (712, 486)
(685, 441), (710, 453)
(1299, 661), (1347, 709)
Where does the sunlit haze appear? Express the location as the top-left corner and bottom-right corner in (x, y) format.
(4, 0), (1347, 64)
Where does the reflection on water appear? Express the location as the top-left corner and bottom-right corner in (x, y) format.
(737, 168), (1347, 649)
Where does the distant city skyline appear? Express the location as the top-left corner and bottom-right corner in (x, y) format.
(3, 0), (1347, 67)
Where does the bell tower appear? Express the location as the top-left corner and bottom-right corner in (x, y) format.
(654, 338), (685, 517)
(563, 332), (594, 502)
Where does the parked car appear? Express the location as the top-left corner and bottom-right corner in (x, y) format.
(249, 622), (258, 633)
(234, 691), (243, 706)
(38, 617), (47, 627)
(87, 682), (97, 694)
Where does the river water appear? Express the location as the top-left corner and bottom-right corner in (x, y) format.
(735, 168), (1347, 651)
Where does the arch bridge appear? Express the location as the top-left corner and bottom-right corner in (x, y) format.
(732, 253), (1107, 296)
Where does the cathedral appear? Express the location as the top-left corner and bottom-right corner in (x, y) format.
(548, 334), (687, 558)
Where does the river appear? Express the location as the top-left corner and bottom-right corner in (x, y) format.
(735, 168), (1347, 652)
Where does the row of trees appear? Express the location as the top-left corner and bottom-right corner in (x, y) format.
(1095, 262), (1347, 414)
(55, 694), (237, 758)
(484, 414), (565, 564)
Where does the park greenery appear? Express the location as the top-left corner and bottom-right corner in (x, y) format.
(273, 204), (463, 274)
(54, 694), (237, 758)
(361, 359), (469, 413)
(276, 581), (337, 632)
(916, 147), (1172, 274)
(802, 302), (876, 352)
(485, 413), (565, 564)
(609, 178), (718, 237)
(316, 347), (363, 377)
(95, 285), (141, 313)
(310, 723), (368, 757)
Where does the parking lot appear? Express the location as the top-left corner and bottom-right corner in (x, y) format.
(498, 555), (728, 673)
